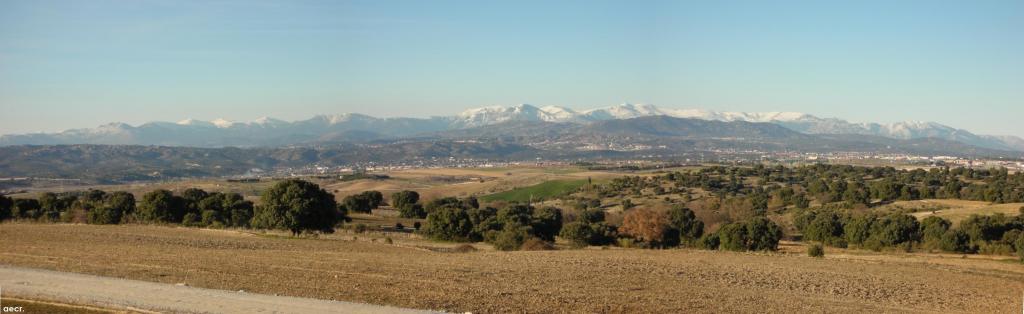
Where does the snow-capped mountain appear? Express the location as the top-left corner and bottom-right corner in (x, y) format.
(2, 103), (1022, 151)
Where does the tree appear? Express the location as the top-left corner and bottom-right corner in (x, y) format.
(399, 204), (427, 219)
(919, 216), (951, 244)
(88, 192), (135, 224)
(497, 204), (533, 229)
(619, 208), (679, 248)
(423, 206), (474, 241)
(715, 217), (782, 251)
(180, 188), (209, 216)
(959, 214), (1010, 243)
(530, 207), (563, 241)
(939, 229), (972, 253)
(12, 199), (41, 219)
(867, 213), (920, 247)
(391, 190), (420, 210)
(251, 180), (339, 235)
(717, 222), (749, 251)
(342, 194), (373, 213)
(844, 213), (877, 246)
(491, 226), (534, 251)
(0, 195), (13, 221)
(746, 217), (783, 251)
(668, 205), (704, 244)
(137, 190), (185, 223)
(804, 212), (844, 246)
(360, 191), (384, 209)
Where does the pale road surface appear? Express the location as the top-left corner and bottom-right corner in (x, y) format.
(0, 265), (441, 314)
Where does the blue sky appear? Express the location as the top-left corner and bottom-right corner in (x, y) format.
(1, 0), (1022, 136)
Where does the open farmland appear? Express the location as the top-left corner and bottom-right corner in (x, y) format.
(1, 224), (1022, 313)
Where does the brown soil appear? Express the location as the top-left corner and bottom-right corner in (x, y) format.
(1, 223), (1022, 313)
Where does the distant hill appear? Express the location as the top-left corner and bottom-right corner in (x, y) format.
(2, 115), (1022, 183)
(3, 104), (1023, 151)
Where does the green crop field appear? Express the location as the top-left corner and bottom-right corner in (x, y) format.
(479, 179), (588, 203)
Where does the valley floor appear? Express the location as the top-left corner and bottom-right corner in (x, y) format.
(1, 223), (1022, 313)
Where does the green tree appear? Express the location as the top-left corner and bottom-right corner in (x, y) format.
(867, 213), (920, 247)
(137, 190), (185, 223)
(251, 180), (339, 235)
(919, 216), (951, 244)
(668, 205), (704, 244)
(391, 190), (420, 210)
(423, 206), (474, 241)
(804, 211), (844, 245)
(746, 217), (783, 251)
(939, 229), (972, 253)
(717, 223), (749, 251)
(530, 207), (563, 241)
(87, 191), (135, 224)
(844, 213), (877, 246)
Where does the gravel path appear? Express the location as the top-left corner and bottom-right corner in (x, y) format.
(0, 265), (439, 314)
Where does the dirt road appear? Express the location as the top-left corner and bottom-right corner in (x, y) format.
(0, 265), (438, 314)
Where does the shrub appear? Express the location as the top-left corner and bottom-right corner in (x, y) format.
(353, 223), (368, 233)
(1015, 233), (1024, 262)
(384, 237), (393, 245)
(251, 179), (340, 235)
(491, 226), (532, 251)
(807, 243), (824, 258)
(698, 233), (720, 250)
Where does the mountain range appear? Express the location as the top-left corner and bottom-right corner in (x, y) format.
(2, 103), (1023, 152)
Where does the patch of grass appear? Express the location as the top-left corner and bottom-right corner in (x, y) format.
(479, 179), (588, 203)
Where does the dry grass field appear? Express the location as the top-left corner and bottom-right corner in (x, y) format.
(881, 199), (1024, 224)
(1, 223), (1022, 313)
